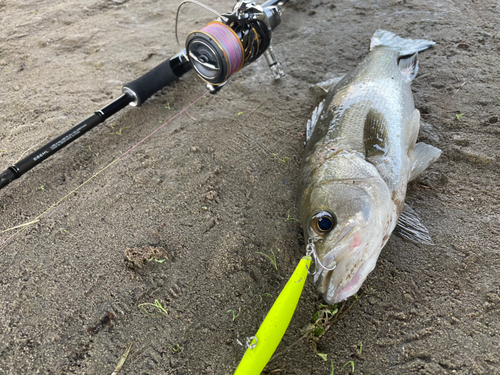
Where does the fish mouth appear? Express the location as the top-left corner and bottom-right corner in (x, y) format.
(317, 263), (366, 304)
(311, 218), (364, 303)
(332, 265), (365, 303)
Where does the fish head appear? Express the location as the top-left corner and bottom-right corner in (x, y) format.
(300, 151), (397, 304)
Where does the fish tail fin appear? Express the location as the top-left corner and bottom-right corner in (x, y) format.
(370, 29), (435, 55)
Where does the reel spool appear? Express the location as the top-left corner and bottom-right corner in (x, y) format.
(186, 22), (245, 85)
(176, 0), (284, 86)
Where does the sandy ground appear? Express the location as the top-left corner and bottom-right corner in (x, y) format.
(1, 0), (500, 374)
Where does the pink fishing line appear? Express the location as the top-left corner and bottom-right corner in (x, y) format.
(0, 90), (210, 249)
(118, 90), (210, 160)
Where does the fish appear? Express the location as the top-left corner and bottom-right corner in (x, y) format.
(299, 30), (441, 304)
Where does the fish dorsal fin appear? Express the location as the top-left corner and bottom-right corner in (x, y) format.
(409, 142), (442, 181)
(394, 203), (435, 245)
(306, 99), (325, 143)
(398, 53), (419, 82)
(406, 109), (421, 155)
(364, 108), (388, 159)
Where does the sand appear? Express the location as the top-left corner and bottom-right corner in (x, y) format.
(1, 0), (499, 373)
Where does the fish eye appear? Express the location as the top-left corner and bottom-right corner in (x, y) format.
(311, 211), (336, 235)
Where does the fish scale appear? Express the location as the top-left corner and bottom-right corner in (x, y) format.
(320, 48), (410, 167)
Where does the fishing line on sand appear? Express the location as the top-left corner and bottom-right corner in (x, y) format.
(0, 90), (210, 249)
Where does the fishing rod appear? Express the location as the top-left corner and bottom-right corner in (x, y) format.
(0, 0), (287, 190)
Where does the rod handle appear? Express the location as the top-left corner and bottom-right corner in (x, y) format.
(123, 58), (181, 107)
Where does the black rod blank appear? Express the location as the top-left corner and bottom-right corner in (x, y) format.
(16, 94), (132, 176)
(0, 94), (132, 190)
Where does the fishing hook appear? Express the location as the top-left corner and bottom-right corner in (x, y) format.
(305, 237), (337, 276)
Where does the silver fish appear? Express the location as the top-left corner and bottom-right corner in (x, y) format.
(300, 30), (441, 304)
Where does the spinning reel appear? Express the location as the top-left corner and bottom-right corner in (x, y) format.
(176, 0), (285, 90)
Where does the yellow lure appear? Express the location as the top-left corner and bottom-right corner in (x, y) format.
(233, 256), (312, 375)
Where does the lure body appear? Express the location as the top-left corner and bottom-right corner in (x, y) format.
(234, 256), (311, 375)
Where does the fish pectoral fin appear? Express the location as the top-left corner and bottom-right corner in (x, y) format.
(364, 108), (388, 159)
(313, 76), (345, 93)
(309, 76), (345, 101)
(395, 203), (435, 245)
(406, 109), (421, 154)
(398, 52), (419, 81)
(306, 99), (325, 143)
(409, 142), (442, 181)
